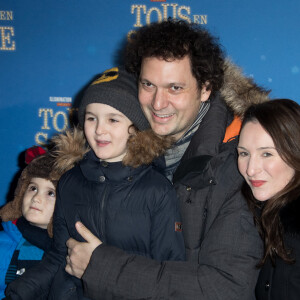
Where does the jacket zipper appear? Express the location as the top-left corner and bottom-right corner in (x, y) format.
(100, 184), (109, 244)
(199, 181), (214, 250)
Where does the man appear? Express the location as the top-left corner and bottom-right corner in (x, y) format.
(66, 20), (269, 299)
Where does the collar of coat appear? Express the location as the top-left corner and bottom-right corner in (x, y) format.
(79, 150), (148, 183)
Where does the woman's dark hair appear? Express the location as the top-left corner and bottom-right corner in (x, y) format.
(125, 19), (225, 95)
(241, 99), (300, 266)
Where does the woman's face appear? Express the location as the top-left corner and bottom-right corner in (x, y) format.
(237, 121), (295, 201)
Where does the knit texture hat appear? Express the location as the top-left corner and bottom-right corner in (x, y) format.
(78, 66), (149, 131)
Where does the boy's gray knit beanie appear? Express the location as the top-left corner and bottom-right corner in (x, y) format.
(78, 67), (149, 131)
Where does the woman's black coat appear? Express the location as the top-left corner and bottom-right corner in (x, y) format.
(256, 197), (300, 300)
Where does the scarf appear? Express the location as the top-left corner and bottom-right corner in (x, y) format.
(163, 100), (210, 181)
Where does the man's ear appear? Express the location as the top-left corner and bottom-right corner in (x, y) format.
(200, 84), (211, 102)
(201, 87), (211, 102)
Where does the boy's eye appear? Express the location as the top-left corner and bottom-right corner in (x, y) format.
(28, 185), (37, 192)
(109, 118), (119, 123)
(48, 190), (56, 197)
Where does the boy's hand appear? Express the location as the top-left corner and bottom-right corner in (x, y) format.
(65, 221), (102, 278)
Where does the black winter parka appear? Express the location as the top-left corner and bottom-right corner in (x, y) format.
(57, 150), (184, 261)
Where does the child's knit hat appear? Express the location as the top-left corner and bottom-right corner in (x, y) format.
(78, 66), (149, 131)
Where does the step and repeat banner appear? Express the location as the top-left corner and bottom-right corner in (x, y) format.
(1, 0), (299, 206)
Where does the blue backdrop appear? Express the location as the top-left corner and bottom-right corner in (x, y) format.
(1, 0), (299, 206)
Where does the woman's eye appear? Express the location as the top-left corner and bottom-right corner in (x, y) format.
(238, 151), (248, 157)
(263, 152), (272, 157)
(86, 116), (95, 121)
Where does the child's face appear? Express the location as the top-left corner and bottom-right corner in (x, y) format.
(22, 177), (56, 229)
(84, 103), (134, 162)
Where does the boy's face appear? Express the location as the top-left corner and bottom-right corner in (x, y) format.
(22, 177), (56, 229)
(84, 103), (133, 162)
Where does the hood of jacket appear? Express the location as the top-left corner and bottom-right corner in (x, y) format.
(181, 59), (270, 160)
(50, 127), (173, 170)
(50, 127), (90, 173)
(221, 59), (270, 117)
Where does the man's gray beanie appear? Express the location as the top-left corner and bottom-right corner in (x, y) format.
(78, 67), (149, 131)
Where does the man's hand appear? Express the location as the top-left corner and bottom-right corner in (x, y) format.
(65, 221), (102, 278)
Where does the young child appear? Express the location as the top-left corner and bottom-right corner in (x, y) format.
(6, 67), (185, 299)
(0, 147), (60, 299)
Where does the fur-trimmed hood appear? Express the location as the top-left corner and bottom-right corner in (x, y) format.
(180, 59), (270, 161)
(50, 127), (89, 173)
(220, 59), (270, 117)
(51, 127), (174, 169)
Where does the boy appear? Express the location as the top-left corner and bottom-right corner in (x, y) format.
(0, 147), (58, 299)
(6, 67), (185, 299)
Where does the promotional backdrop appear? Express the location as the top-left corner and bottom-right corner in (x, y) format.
(1, 0), (300, 206)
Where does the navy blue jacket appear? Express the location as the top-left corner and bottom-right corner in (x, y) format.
(57, 150), (184, 260)
(6, 150), (184, 299)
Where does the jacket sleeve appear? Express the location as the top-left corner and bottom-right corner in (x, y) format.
(150, 188), (185, 261)
(5, 187), (69, 300)
(82, 190), (262, 300)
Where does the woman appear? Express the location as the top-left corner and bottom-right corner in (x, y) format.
(237, 98), (300, 299)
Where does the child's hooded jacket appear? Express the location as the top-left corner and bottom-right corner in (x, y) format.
(6, 128), (185, 299)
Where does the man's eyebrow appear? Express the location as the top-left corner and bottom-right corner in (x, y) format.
(168, 82), (186, 87)
(139, 77), (150, 82)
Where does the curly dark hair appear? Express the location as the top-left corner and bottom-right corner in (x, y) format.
(125, 19), (225, 94)
(241, 99), (300, 267)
